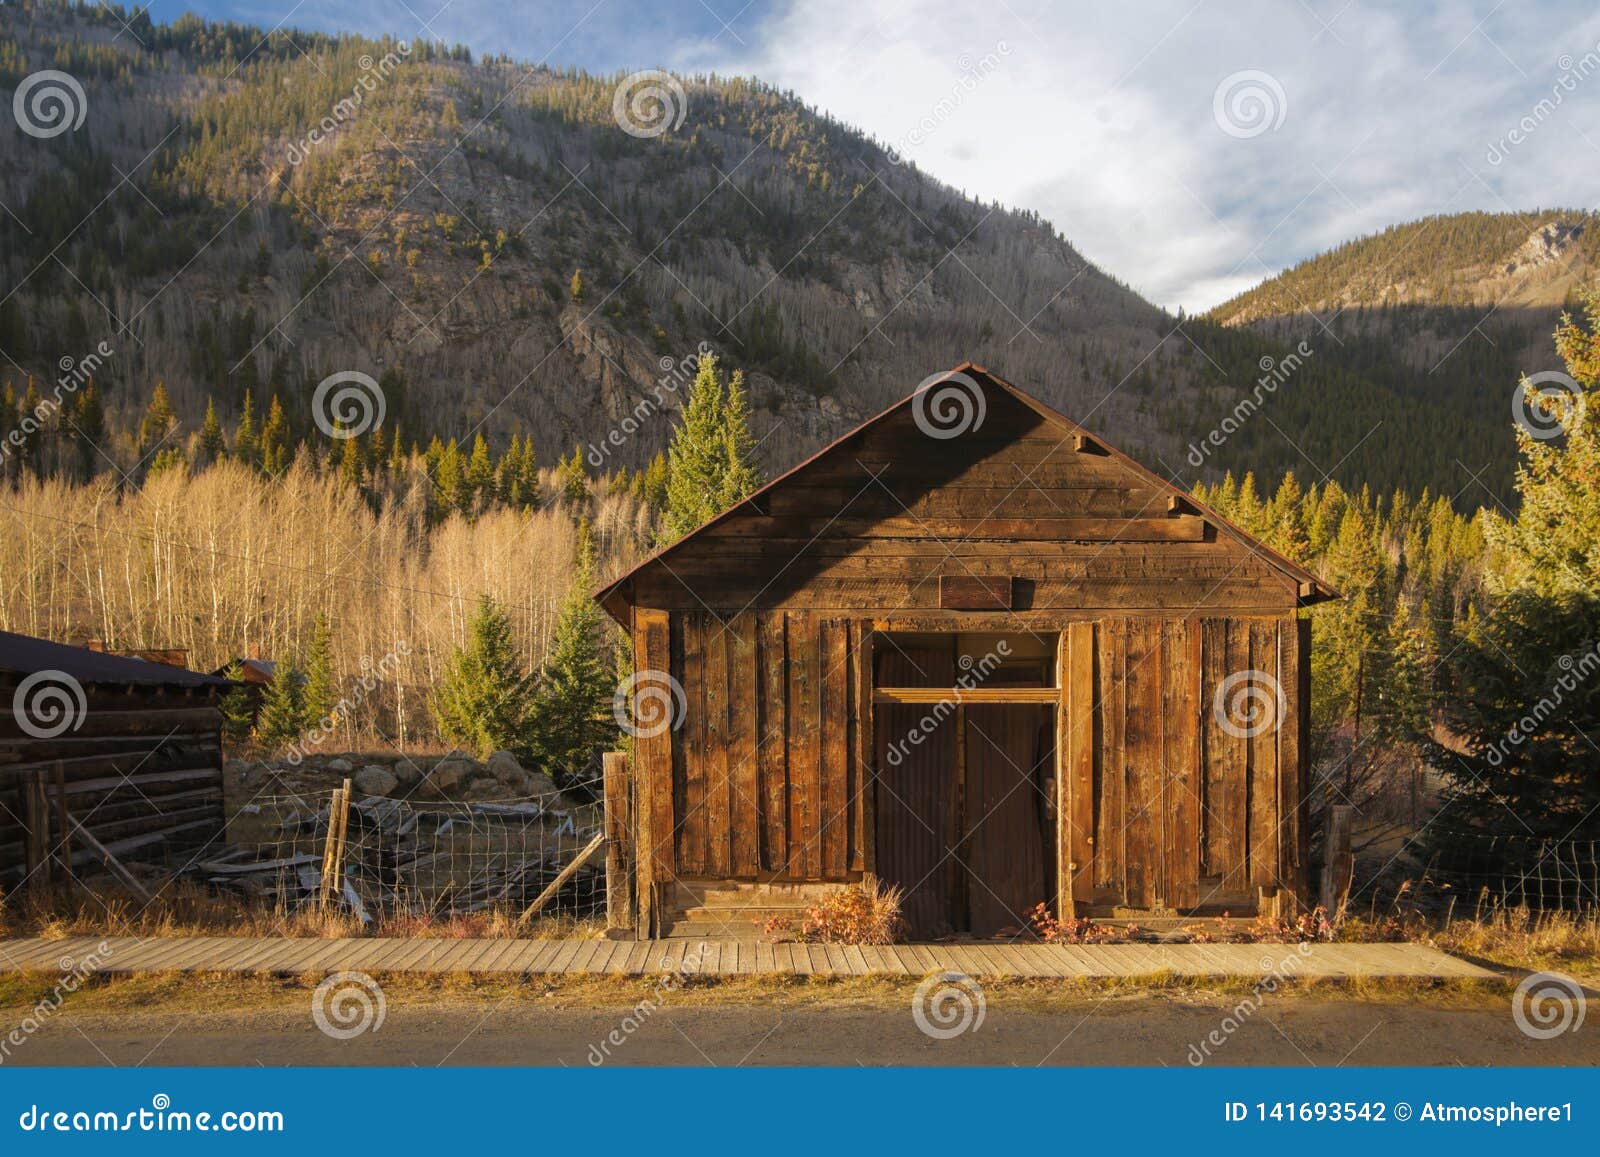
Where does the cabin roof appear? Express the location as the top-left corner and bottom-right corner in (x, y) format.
(596, 362), (1337, 620)
(0, 630), (227, 688)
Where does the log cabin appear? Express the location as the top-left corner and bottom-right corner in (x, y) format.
(598, 364), (1335, 939)
(0, 630), (229, 898)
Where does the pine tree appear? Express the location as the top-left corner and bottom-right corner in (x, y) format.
(569, 268), (584, 303)
(1483, 292), (1600, 597)
(559, 444), (589, 506)
(260, 395), (289, 474)
(336, 428), (364, 489)
(138, 382), (178, 457)
(234, 390), (259, 468)
(659, 354), (763, 543)
(301, 614), (337, 729)
(255, 661), (305, 751)
(466, 434), (494, 505)
(526, 521), (617, 788)
(200, 397), (225, 465)
(431, 593), (532, 756)
(219, 661), (256, 744)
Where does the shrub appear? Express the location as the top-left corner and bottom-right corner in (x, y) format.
(764, 882), (906, 945)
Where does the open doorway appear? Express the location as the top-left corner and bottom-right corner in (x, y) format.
(872, 632), (1058, 939)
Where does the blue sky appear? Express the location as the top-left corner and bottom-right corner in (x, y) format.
(147, 1), (1600, 312)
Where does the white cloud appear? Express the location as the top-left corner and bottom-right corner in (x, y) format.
(687, 0), (1600, 312)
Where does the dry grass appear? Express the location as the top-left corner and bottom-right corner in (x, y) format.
(1430, 905), (1600, 980)
(764, 881), (907, 945)
(0, 966), (1512, 1018)
(1, 883), (601, 942)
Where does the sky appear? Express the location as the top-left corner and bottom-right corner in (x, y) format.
(147, 0), (1600, 313)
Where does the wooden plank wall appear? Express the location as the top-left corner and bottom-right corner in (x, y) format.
(0, 681), (226, 886)
(1067, 614), (1305, 915)
(654, 609), (863, 887)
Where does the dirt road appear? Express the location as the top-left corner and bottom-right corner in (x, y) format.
(9, 995), (1594, 1066)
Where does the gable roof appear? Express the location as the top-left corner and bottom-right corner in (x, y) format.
(596, 362), (1336, 620)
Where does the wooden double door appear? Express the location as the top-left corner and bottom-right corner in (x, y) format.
(873, 645), (1056, 938)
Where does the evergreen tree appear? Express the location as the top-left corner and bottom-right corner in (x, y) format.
(138, 382), (178, 457)
(200, 397), (225, 465)
(526, 521), (617, 788)
(301, 614), (337, 728)
(234, 390), (259, 468)
(431, 593), (532, 756)
(219, 660), (256, 744)
(559, 444), (589, 506)
(466, 433), (494, 504)
(255, 661), (305, 750)
(659, 354), (763, 543)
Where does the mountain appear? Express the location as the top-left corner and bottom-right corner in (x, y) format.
(0, 2), (1575, 506)
(1208, 211), (1599, 506)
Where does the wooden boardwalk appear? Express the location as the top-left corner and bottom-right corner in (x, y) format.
(0, 937), (1496, 980)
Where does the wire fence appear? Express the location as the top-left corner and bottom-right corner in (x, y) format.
(1382, 829), (1600, 915)
(191, 789), (606, 922)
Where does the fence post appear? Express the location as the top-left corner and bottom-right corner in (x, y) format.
(603, 751), (635, 937)
(1320, 804), (1354, 918)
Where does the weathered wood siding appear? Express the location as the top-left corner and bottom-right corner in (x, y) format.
(0, 681), (226, 887)
(628, 389), (1303, 616)
(1064, 615), (1307, 914)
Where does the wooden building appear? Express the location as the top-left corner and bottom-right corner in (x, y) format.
(1, 630), (230, 897)
(598, 365), (1335, 939)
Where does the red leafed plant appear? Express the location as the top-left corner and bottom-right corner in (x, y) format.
(1024, 902), (1138, 944)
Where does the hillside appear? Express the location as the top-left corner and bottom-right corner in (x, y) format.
(0, 2), (1569, 506)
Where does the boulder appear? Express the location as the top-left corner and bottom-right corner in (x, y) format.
(428, 751), (479, 793)
(391, 758), (421, 784)
(486, 750), (524, 785)
(520, 768), (564, 800)
(466, 776), (508, 800)
(325, 756), (354, 774)
(353, 765), (398, 798)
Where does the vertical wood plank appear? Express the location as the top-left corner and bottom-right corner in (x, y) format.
(631, 607), (674, 935)
(1123, 618), (1163, 909)
(852, 621), (875, 874)
(1161, 619), (1201, 910)
(820, 618), (851, 880)
(1248, 619), (1280, 892)
(1095, 618), (1126, 904)
(787, 611), (822, 879)
(702, 616), (732, 878)
(757, 611), (788, 873)
(1067, 621), (1096, 907)
(603, 751), (634, 932)
(1277, 614), (1308, 907)
(1203, 618), (1250, 895)
(1055, 631), (1072, 919)
(729, 613), (760, 878)
(678, 610), (707, 876)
